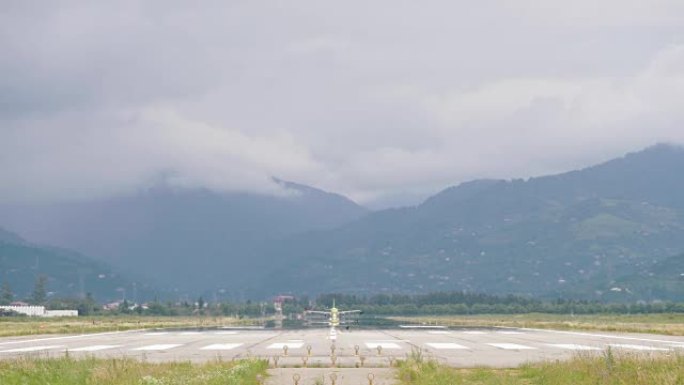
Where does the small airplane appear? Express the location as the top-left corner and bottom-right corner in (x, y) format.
(305, 300), (362, 340)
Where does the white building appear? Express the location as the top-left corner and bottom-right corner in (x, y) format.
(0, 305), (78, 317)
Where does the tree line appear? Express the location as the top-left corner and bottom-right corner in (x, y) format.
(3, 278), (684, 317)
(309, 292), (684, 315)
(0, 276), (48, 307)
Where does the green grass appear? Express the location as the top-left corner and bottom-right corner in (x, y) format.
(398, 349), (684, 385)
(0, 357), (268, 385)
(392, 313), (684, 336)
(0, 316), (259, 337)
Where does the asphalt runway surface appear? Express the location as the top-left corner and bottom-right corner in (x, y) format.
(2, 326), (684, 368)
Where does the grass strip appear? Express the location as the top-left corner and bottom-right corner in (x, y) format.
(398, 349), (684, 385)
(0, 356), (268, 385)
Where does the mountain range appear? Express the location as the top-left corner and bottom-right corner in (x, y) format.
(0, 227), (134, 301)
(258, 144), (684, 301)
(0, 179), (367, 300)
(2, 144), (684, 302)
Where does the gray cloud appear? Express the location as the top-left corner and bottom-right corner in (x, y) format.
(1, 1), (683, 207)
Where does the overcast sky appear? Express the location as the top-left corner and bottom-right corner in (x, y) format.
(1, 1), (684, 208)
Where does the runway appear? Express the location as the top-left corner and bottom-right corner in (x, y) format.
(2, 326), (684, 368)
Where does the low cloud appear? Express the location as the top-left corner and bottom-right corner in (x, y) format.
(1, 1), (683, 207)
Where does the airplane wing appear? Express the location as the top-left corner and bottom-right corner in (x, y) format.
(305, 310), (331, 315)
(339, 310), (362, 315)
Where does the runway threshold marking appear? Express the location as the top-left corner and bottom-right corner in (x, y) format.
(68, 345), (122, 352)
(0, 330), (144, 346)
(487, 343), (536, 350)
(132, 344), (182, 351)
(425, 343), (469, 350)
(1, 345), (64, 353)
(609, 344), (670, 351)
(546, 344), (601, 351)
(522, 328), (684, 346)
(200, 343), (243, 350)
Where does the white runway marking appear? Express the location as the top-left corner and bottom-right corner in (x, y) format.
(214, 331), (238, 335)
(68, 345), (122, 352)
(426, 343), (469, 350)
(267, 342), (304, 349)
(144, 332), (169, 336)
(428, 331), (452, 335)
(1, 345), (64, 353)
(0, 331), (139, 346)
(200, 343), (243, 350)
(497, 331), (523, 335)
(487, 343), (536, 350)
(133, 344), (182, 351)
(462, 331), (486, 335)
(546, 344), (601, 351)
(609, 344), (670, 351)
(365, 342), (401, 349)
(523, 328), (684, 346)
(179, 332), (201, 336)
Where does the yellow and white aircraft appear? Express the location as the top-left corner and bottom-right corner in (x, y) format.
(305, 300), (362, 340)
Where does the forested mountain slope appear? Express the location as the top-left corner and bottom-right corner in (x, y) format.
(257, 145), (684, 301)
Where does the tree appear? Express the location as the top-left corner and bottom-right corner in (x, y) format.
(197, 297), (205, 315)
(147, 302), (171, 316)
(77, 292), (97, 316)
(31, 275), (48, 305)
(118, 299), (131, 314)
(0, 282), (13, 305)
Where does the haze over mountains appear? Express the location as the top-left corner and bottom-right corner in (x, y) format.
(0, 179), (367, 300)
(2, 144), (684, 302)
(0, 227), (133, 300)
(261, 144), (684, 301)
